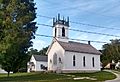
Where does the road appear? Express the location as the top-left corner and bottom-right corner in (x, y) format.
(105, 70), (120, 82)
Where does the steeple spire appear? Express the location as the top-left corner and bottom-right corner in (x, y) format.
(53, 14), (69, 42)
(58, 13), (60, 20)
(53, 14), (69, 27)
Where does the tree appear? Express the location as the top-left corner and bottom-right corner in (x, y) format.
(27, 48), (40, 55)
(0, 0), (37, 76)
(27, 46), (49, 56)
(101, 39), (120, 66)
(39, 46), (49, 55)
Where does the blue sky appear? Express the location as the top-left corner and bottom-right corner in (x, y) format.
(31, 0), (120, 51)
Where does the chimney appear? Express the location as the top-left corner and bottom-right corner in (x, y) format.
(88, 41), (90, 45)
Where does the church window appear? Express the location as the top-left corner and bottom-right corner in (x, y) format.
(50, 59), (52, 63)
(73, 55), (75, 66)
(55, 28), (57, 37)
(53, 53), (57, 65)
(92, 57), (95, 67)
(40, 64), (43, 69)
(83, 56), (85, 67)
(59, 57), (62, 63)
(62, 27), (65, 37)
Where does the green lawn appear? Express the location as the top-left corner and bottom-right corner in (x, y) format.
(0, 71), (116, 82)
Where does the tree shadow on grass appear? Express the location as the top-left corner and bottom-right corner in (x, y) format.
(0, 73), (69, 82)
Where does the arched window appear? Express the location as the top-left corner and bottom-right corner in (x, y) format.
(53, 53), (57, 65)
(55, 28), (57, 37)
(73, 55), (75, 66)
(59, 57), (62, 63)
(50, 59), (52, 63)
(62, 27), (65, 37)
(83, 56), (85, 67)
(92, 57), (95, 67)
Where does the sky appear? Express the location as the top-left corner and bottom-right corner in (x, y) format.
(31, 0), (120, 51)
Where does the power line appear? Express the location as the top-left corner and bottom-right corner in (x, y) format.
(70, 21), (120, 30)
(69, 28), (120, 37)
(37, 23), (120, 37)
(38, 0), (120, 21)
(37, 14), (120, 30)
(37, 23), (53, 27)
(35, 34), (107, 44)
(37, 15), (52, 19)
(35, 34), (52, 37)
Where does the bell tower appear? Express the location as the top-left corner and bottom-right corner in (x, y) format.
(53, 14), (69, 42)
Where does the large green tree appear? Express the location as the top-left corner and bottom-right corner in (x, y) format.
(101, 39), (120, 66)
(0, 0), (37, 76)
(27, 46), (49, 56)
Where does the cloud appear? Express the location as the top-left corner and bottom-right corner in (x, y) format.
(31, 39), (48, 51)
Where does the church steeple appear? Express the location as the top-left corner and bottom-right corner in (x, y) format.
(53, 14), (69, 42)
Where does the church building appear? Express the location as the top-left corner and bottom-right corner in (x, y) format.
(46, 14), (102, 73)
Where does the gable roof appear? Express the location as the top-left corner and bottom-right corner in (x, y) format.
(33, 55), (48, 62)
(46, 38), (57, 54)
(58, 41), (102, 55)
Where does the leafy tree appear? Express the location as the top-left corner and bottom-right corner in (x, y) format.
(39, 46), (49, 55)
(101, 39), (120, 66)
(0, 0), (37, 76)
(27, 46), (49, 56)
(27, 48), (40, 55)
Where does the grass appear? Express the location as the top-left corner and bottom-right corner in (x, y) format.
(0, 71), (116, 82)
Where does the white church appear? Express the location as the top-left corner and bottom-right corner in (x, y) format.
(46, 14), (102, 73)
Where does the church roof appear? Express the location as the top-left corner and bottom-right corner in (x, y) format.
(33, 55), (48, 62)
(58, 41), (102, 55)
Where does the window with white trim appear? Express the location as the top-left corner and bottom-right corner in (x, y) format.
(55, 28), (57, 37)
(62, 27), (65, 37)
(73, 55), (75, 66)
(92, 57), (95, 67)
(83, 56), (85, 67)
